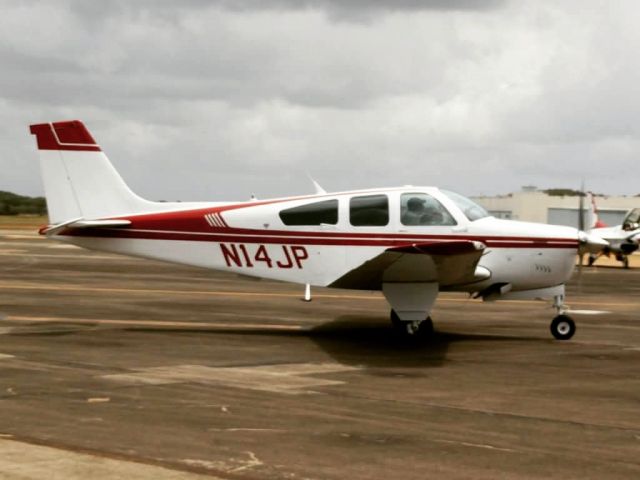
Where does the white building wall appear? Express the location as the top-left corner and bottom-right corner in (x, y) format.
(473, 190), (640, 226)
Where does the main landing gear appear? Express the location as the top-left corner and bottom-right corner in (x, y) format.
(391, 310), (434, 338)
(616, 253), (630, 269)
(550, 294), (576, 340)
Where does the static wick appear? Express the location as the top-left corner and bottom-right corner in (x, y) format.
(304, 283), (312, 302)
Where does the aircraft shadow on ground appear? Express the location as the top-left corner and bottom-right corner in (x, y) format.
(117, 314), (543, 369)
(9, 315), (544, 369)
(303, 315), (545, 368)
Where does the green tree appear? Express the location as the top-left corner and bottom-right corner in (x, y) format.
(0, 191), (47, 215)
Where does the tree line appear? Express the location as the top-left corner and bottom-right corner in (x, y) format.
(0, 191), (47, 215)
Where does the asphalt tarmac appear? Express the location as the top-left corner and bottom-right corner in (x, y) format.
(0, 228), (639, 479)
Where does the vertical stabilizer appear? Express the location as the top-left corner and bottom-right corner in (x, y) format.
(586, 192), (607, 230)
(29, 121), (157, 223)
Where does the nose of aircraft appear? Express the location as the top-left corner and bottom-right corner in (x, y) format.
(578, 230), (609, 254)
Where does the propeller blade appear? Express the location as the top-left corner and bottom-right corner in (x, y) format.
(577, 251), (583, 289)
(578, 182), (585, 232)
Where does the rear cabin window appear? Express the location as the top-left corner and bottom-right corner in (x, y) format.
(279, 199), (338, 226)
(350, 195), (389, 226)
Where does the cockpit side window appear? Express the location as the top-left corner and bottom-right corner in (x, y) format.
(350, 195), (389, 226)
(279, 199), (338, 226)
(400, 193), (457, 226)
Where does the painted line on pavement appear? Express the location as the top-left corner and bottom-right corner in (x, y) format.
(5, 315), (307, 331)
(0, 282), (638, 308)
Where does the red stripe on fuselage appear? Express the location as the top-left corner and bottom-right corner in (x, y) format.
(60, 227), (579, 249)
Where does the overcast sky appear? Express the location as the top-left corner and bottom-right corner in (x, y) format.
(2, 0), (639, 201)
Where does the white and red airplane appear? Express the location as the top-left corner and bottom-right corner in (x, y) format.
(584, 193), (640, 268)
(30, 120), (607, 341)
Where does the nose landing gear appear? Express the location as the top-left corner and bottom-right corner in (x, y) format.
(551, 294), (576, 340)
(387, 291), (577, 341)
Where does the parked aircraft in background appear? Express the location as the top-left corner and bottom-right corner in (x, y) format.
(30, 120), (607, 341)
(584, 193), (640, 268)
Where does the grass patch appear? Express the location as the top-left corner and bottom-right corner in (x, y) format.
(0, 215), (48, 229)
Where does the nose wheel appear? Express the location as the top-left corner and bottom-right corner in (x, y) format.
(390, 310), (434, 338)
(550, 293), (576, 340)
(550, 314), (576, 340)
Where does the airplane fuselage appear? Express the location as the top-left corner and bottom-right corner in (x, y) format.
(54, 187), (579, 294)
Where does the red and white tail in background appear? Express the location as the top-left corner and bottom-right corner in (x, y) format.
(586, 192), (607, 230)
(29, 120), (159, 224)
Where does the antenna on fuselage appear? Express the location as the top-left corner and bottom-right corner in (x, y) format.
(306, 173), (327, 195)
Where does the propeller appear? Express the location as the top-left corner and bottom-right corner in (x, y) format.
(575, 182), (609, 291)
(576, 182), (608, 256)
(577, 181), (586, 270)
(578, 182), (585, 232)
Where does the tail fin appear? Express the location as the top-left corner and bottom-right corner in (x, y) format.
(29, 120), (156, 223)
(586, 192), (607, 229)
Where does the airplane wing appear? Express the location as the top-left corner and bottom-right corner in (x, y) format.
(39, 218), (131, 236)
(329, 240), (488, 290)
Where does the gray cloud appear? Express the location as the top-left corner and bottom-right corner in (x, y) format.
(2, 0), (640, 202)
(68, 0), (505, 17)
(190, 0), (506, 21)
(200, 0), (503, 10)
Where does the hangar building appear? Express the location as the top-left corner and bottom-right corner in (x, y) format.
(473, 187), (639, 228)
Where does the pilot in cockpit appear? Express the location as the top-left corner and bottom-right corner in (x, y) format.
(622, 208), (640, 231)
(402, 197), (443, 226)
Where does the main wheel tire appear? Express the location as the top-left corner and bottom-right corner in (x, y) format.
(390, 310), (434, 338)
(420, 316), (434, 336)
(550, 315), (576, 340)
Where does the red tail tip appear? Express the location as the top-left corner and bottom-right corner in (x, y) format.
(29, 120), (101, 151)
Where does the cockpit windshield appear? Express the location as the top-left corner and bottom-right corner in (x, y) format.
(623, 208), (640, 231)
(441, 190), (490, 222)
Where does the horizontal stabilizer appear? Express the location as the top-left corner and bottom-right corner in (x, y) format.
(40, 218), (131, 236)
